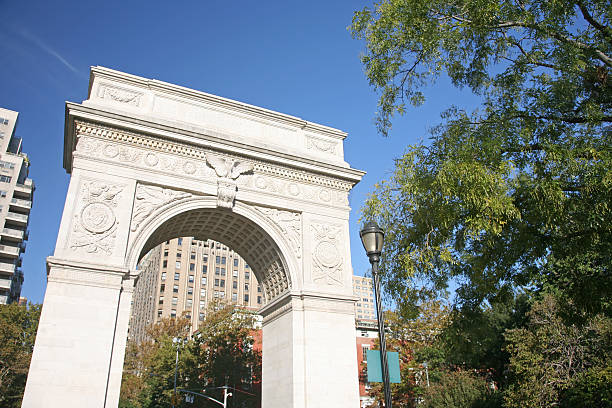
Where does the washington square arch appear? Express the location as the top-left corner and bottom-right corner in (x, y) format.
(22, 67), (366, 407)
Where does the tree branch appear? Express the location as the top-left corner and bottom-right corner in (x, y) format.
(576, 1), (612, 45)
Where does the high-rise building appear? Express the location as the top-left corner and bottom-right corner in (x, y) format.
(0, 108), (34, 305)
(129, 237), (264, 340)
(353, 275), (376, 320)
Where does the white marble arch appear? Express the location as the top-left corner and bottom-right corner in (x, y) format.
(22, 67), (364, 408)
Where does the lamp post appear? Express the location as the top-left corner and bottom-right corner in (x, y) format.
(172, 337), (184, 408)
(360, 221), (392, 408)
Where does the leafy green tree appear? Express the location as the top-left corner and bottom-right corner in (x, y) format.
(194, 303), (261, 407)
(120, 316), (197, 408)
(504, 295), (612, 407)
(0, 303), (41, 408)
(352, 0), (612, 317)
(120, 304), (261, 408)
(441, 292), (530, 385)
(419, 369), (502, 408)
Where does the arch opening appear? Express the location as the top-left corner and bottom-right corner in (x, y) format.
(137, 207), (291, 304)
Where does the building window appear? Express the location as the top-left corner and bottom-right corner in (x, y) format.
(202, 265), (207, 274)
(214, 279), (219, 286)
(216, 256), (221, 264)
(190, 252), (196, 260)
(0, 175), (12, 183)
(162, 260), (168, 268)
(220, 280), (225, 288)
(221, 268), (226, 276)
(188, 275), (194, 282)
(175, 261), (181, 269)
(189, 263), (195, 271)
(203, 255), (208, 263)
(171, 310), (177, 318)
(186, 299), (193, 308)
(232, 281), (237, 289)
(160, 284), (165, 292)
(220, 292), (225, 298)
(159, 296), (164, 305)
(362, 345), (370, 361)
(158, 310), (162, 317)
(199, 313), (205, 321)
(173, 285), (179, 293)
(215, 267), (220, 275)
(245, 271), (250, 280)
(244, 294), (249, 303)
(232, 293), (238, 302)
(161, 272), (166, 281)
(201, 277), (207, 285)
(187, 287), (193, 295)
(233, 270), (238, 277)
(200, 288), (206, 297)
(245, 263), (250, 269)
(257, 285), (262, 293)
(176, 252), (182, 258)
(164, 250), (168, 257)
(177, 238), (183, 246)
(174, 272), (180, 280)
(172, 297), (178, 305)
(244, 284), (249, 291)
(221, 256), (226, 265)
(257, 296), (261, 304)
(234, 258), (239, 267)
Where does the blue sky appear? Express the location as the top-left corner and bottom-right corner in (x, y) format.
(0, 0), (478, 304)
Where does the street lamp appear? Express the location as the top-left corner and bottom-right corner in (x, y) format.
(360, 221), (392, 408)
(172, 337), (185, 408)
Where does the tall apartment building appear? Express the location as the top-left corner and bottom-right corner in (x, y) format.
(130, 237), (264, 340)
(353, 275), (376, 320)
(0, 108), (34, 304)
(130, 238), (379, 342)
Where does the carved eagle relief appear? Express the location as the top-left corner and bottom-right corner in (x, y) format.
(205, 153), (253, 209)
(205, 153), (253, 180)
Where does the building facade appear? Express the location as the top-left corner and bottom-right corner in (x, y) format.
(353, 275), (375, 320)
(129, 237), (264, 340)
(0, 108), (34, 304)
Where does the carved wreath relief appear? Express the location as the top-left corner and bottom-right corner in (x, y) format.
(70, 181), (123, 254)
(205, 153), (253, 209)
(311, 223), (343, 286)
(131, 185), (192, 232)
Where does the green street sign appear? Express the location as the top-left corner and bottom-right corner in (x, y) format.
(366, 350), (401, 383)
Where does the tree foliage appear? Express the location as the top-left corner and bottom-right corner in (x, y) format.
(352, 0), (612, 317)
(504, 295), (612, 407)
(0, 303), (41, 408)
(120, 304), (261, 408)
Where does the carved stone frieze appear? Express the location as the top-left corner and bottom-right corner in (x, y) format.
(70, 181), (124, 254)
(255, 206), (302, 260)
(131, 185), (192, 232)
(74, 122), (352, 209)
(205, 153), (253, 209)
(310, 223), (343, 286)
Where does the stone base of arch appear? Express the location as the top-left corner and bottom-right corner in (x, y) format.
(22, 259), (360, 408)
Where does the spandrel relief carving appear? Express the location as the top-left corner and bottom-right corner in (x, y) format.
(255, 206), (302, 260)
(131, 185), (192, 232)
(311, 223), (344, 286)
(70, 181), (124, 254)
